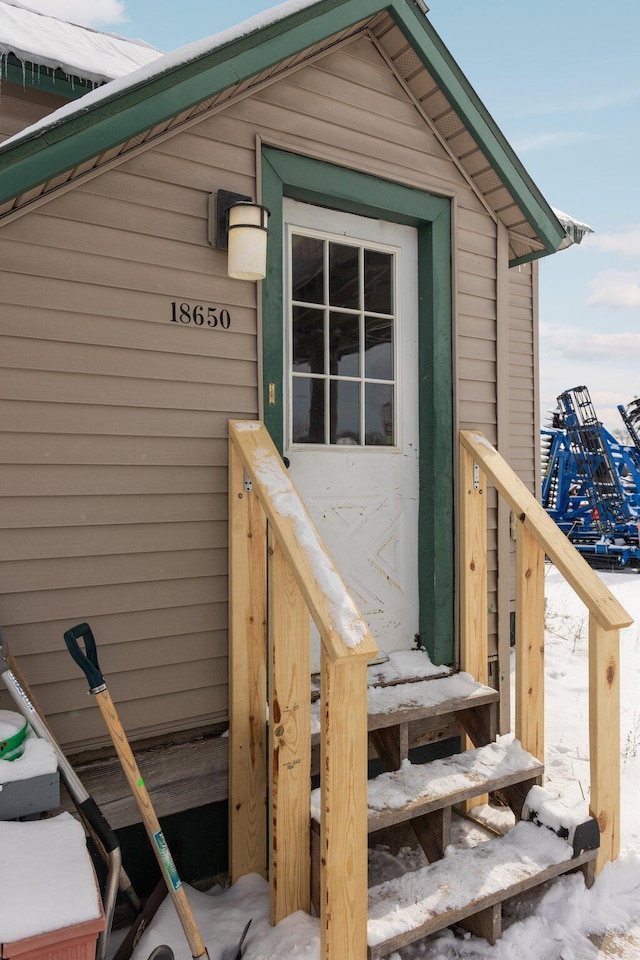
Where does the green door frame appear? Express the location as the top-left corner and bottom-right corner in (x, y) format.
(261, 147), (454, 665)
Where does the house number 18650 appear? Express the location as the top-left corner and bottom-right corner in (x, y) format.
(170, 301), (231, 328)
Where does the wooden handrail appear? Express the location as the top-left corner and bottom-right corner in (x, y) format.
(229, 420), (375, 960)
(230, 420), (378, 663)
(459, 430), (633, 872)
(460, 431), (632, 631)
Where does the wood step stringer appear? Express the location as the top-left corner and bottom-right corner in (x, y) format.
(366, 823), (598, 960)
(369, 724), (409, 772)
(457, 903), (501, 945)
(457, 701), (497, 748)
(408, 806), (452, 863)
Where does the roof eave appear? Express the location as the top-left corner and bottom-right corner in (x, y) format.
(0, 0), (565, 258)
(391, 1), (566, 258)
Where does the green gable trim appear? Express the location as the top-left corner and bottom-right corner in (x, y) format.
(262, 146), (454, 665)
(509, 247), (555, 269)
(4, 56), (95, 100)
(391, 1), (565, 259)
(0, 0), (563, 264)
(0, 0), (383, 205)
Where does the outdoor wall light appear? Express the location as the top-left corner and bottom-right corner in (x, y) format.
(210, 190), (270, 281)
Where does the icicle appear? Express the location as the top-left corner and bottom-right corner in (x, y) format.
(21, 58), (25, 88)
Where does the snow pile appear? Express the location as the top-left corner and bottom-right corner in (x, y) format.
(0, 812), (102, 942)
(130, 874), (319, 960)
(372, 649), (451, 683)
(123, 567), (640, 959)
(0, 0), (161, 87)
(0, 727), (57, 783)
(522, 783), (589, 834)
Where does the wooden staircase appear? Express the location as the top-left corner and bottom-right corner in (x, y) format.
(310, 669), (597, 957)
(228, 422), (631, 960)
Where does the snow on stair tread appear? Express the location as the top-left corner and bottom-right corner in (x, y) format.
(310, 671), (497, 735)
(310, 739), (542, 827)
(366, 670), (498, 728)
(366, 821), (575, 951)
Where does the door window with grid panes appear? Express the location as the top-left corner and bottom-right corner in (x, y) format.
(289, 230), (397, 447)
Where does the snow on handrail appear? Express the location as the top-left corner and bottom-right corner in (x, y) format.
(230, 420), (378, 663)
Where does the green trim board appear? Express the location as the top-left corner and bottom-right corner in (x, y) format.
(391, 2), (566, 257)
(261, 146), (454, 665)
(0, 0), (563, 265)
(3, 55), (98, 101)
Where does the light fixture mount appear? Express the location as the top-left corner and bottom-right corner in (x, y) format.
(211, 189), (252, 249)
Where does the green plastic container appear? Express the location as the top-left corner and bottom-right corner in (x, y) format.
(0, 709), (28, 761)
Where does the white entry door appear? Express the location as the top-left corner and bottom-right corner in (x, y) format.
(283, 199), (420, 669)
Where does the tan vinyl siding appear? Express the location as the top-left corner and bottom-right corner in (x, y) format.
(0, 148), (258, 749)
(0, 80), (70, 143)
(0, 33), (506, 751)
(508, 262), (537, 492)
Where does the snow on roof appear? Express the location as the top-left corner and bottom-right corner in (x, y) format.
(552, 206), (594, 246)
(0, 0), (327, 148)
(0, 0), (162, 87)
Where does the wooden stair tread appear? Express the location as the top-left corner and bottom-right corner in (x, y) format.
(367, 672), (498, 730)
(366, 821), (596, 959)
(311, 740), (542, 830)
(310, 672), (498, 736)
(310, 652), (453, 700)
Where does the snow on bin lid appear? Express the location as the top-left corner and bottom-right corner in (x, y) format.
(0, 813), (102, 943)
(0, 0), (162, 87)
(0, 731), (57, 784)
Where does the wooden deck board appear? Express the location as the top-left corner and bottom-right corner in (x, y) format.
(367, 824), (597, 959)
(311, 740), (542, 833)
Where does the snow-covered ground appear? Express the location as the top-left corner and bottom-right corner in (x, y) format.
(125, 565), (640, 960)
(3, 565), (640, 959)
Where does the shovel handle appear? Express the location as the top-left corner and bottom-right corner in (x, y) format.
(64, 622), (105, 692)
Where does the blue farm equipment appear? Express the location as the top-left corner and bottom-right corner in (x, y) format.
(541, 386), (640, 568)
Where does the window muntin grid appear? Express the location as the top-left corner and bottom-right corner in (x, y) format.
(289, 229), (398, 447)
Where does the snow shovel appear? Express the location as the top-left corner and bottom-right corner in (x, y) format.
(64, 622), (210, 960)
(0, 626), (139, 960)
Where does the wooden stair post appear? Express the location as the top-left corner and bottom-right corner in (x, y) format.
(460, 428), (633, 875)
(228, 440), (268, 882)
(589, 616), (620, 871)
(268, 531), (311, 923)
(321, 650), (369, 960)
(515, 523), (545, 761)
(459, 444), (488, 809)
(229, 420), (377, 957)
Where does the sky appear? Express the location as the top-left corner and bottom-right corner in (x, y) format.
(11, 0), (640, 433)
